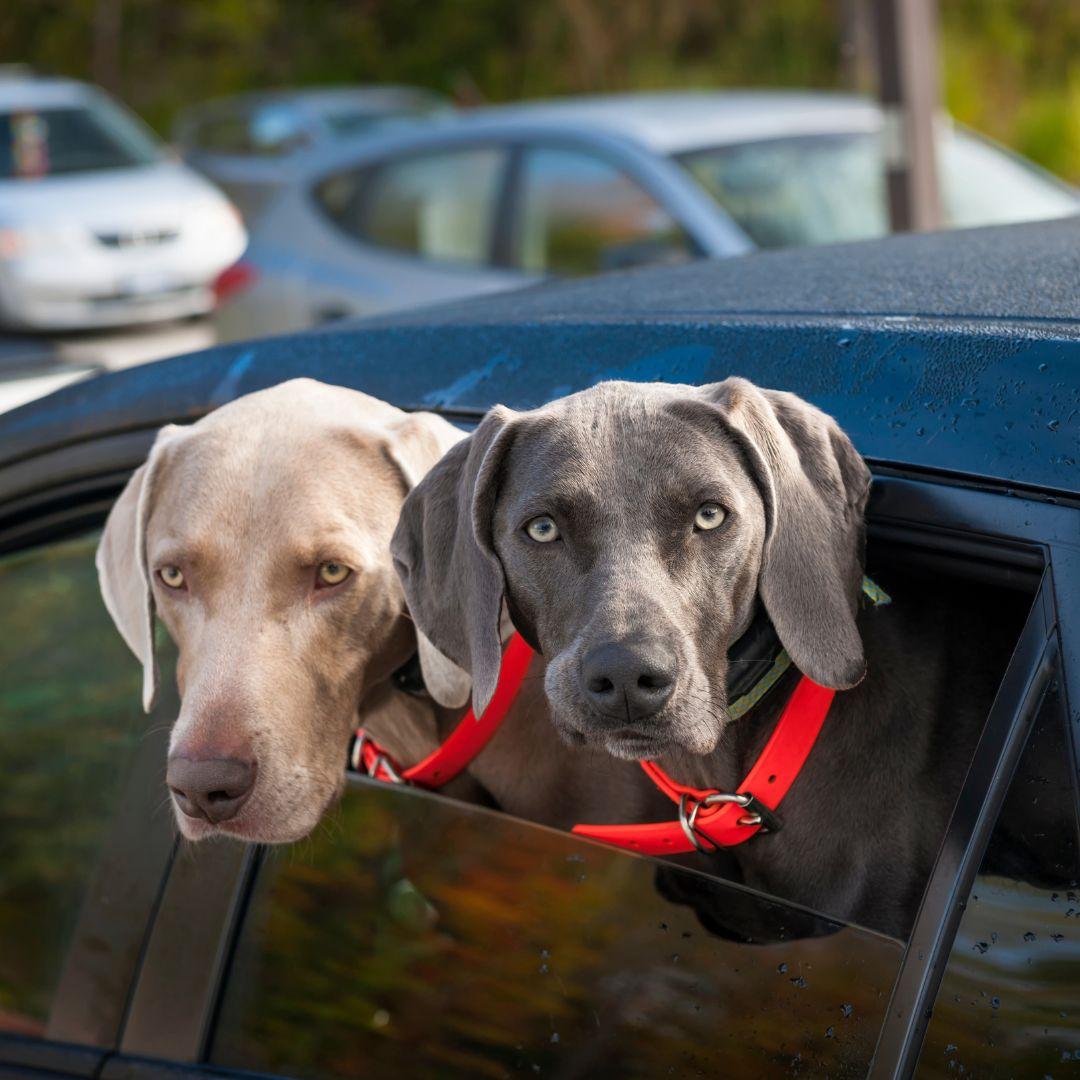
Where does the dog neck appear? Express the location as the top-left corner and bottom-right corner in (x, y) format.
(656, 610), (797, 793)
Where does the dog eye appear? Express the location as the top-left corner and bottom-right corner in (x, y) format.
(158, 565), (185, 589)
(317, 561), (352, 588)
(525, 515), (560, 543)
(694, 503), (726, 531)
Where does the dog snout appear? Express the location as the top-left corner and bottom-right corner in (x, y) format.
(167, 754), (256, 824)
(580, 639), (677, 721)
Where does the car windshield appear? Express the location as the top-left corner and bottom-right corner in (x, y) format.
(678, 128), (1079, 249)
(0, 97), (161, 179)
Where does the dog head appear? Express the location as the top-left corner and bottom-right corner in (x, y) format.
(392, 379), (869, 761)
(97, 378), (466, 842)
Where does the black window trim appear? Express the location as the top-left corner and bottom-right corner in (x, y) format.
(868, 572), (1059, 1077)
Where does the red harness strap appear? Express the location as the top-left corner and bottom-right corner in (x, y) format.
(352, 632), (534, 788)
(352, 633), (834, 857)
(571, 675), (834, 855)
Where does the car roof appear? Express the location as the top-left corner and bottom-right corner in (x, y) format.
(367, 214), (1080, 327)
(0, 75), (100, 112)
(285, 89), (885, 183)
(4, 218), (1079, 500)
(452, 90), (883, 154)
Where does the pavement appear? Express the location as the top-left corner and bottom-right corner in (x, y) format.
(0, 317), (216, 414)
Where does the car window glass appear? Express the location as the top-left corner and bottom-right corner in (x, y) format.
(938, 129), (1079, 229)
(209, 780), (902, 1079)
(0, 533), (170, 1041)
(679, 129), (1078, 250)
(249, 104), (307, 155)
(0, 100), (160, 179)
(679, 134), (888, 249)
(358, 146), (505, 265)
(918, 672), (1080, 1076)
(516, 146), (693, 275)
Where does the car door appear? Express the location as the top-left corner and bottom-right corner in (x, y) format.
(87, 455), (1075, 1080)
(0, 442), (178, 1078)
(2, 313), (1077, 1078)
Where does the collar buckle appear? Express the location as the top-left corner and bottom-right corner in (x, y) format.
(677, 790), (784, 852)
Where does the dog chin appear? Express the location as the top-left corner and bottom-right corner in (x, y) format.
(603, 718), (722, 761)
(601, 731), (667, 761)
(172, 795), (334, 845)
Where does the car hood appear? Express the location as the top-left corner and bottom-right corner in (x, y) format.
(0, 161), (228, 231)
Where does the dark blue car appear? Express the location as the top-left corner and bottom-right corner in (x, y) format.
(1, 217), (1078, 1078)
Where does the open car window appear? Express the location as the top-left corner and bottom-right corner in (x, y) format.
(193, 481), (1049, 1078)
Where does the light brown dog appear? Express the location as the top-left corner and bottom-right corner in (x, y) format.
(97, 378), (660, 844)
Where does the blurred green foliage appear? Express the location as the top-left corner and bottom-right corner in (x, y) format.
(212, 784), (901, 1077)
(0, 535), (144, 1034)
(1, 0), (1077, 181)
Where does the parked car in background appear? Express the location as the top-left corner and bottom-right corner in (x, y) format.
(214, 90), (1080, 343)
(173, 85), (448, 222)
(0, 75), (247, 331)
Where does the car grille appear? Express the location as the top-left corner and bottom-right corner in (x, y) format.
(95, 228), (180, 249)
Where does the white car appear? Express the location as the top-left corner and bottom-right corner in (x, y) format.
(0, 76), (246, 330)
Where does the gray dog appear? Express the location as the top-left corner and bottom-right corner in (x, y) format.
(393, 378), (1016, 937)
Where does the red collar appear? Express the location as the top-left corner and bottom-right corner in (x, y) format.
(350, 632), (834, 855)
(352, 631), (534, 787)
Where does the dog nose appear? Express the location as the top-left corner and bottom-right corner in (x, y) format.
(167, 755), (256, 824)
(581, 640), (677, 721)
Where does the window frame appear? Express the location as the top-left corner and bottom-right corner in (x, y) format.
(502, 137), (705, 276)
(0, 421), (1076, 1079)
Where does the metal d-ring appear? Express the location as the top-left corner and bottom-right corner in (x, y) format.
(372, 753), (405, 785)
(703, 791), (763, 828)
(677, 793), (732, 853)
(350, 732), (406, 784)
(349, 732), (371, 774)
(679, 791), (768, 851)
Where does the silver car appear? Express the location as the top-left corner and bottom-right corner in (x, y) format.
(214, 91), (1080, 342)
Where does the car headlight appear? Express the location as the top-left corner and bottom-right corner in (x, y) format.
(0, 226), (51, 260)
(187, 200), (245, 238)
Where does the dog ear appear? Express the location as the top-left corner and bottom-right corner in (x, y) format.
(391, 406), (518, 716)
(95, 425), (184, 712)
(383, 410), (466, 491)
(700, 378), (870, 689)
(382, 410), (474, 709)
